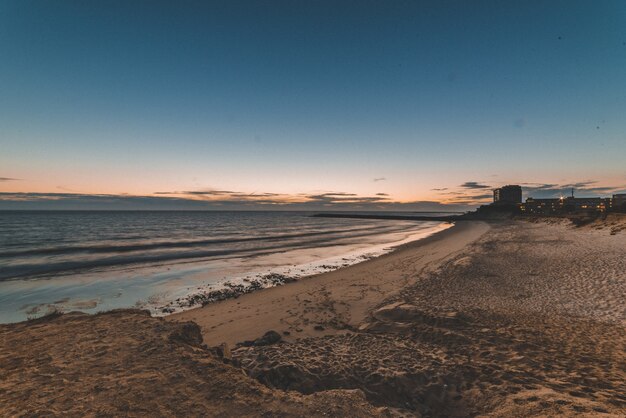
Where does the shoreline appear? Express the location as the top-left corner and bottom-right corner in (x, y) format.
(0, 217), (450, 324)
(312, 212), (466, 222)
(152, 221), (453, 317)
(168, 221), (489, 346)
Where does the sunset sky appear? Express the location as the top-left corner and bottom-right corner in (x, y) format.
(1, 1), (626, 210)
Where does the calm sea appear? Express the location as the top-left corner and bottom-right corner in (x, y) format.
(0, 211), (452, 323)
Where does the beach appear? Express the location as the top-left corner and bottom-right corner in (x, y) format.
(1, 218), (625, 416)
(169, 221), (488, 345)
(4, 1), (625, 416)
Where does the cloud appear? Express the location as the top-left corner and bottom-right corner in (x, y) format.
(519, 183), (558, 190)
(443, 199), (484, 205)
(468, 193), (494, 200)
(373, 177), (386, 182)
(155, 190), (237, 196)
(304, 192), (389, 204)
(309, 192), (358, 197)
(0, 191), (474, 212)
(521, 181), (626, 198)
(56, 186), (80, 192)
(0, 177), (19, 181)
(154, 190), (286, 203)
(435, 182), (495, 205)
(152, 189), (394, 207)
(460, 181), (491, 189)
(443, 192), (494, 205)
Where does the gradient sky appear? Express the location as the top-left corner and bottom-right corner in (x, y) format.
(1, 1), (626, 210)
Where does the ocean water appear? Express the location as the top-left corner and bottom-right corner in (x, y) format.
(0, 211), (452, 323)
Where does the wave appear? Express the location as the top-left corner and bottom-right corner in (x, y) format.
(0, 224), (398, 259)
(0, 224), (430, 281)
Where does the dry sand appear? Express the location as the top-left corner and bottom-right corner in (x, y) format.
(2, 218), (625, 417)
(0, 310), (384, 417)
(230, 220), (626, 417)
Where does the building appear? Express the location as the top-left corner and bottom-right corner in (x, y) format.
(493, 185), (522, 205)
(520, 197), (563, 214)
(521, 196), (611, 214)
(613, 194), (626, 212)
(500, 185), (624, 215)
(562, 197), (610, 213)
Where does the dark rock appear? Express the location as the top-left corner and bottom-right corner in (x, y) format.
(168, 322), (203, 347)
(253, 330), (282, 346)
(257, 273), (296, 286)
(181, 273), (297, 310)
(314, 325), (325, 331)
(236, 340), (255, 348)
(215, 342), (232, 363)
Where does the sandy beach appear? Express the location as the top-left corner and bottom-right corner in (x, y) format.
(2, 218), (625, 416)
(169, 221), (488, 346)
(4, 2), (625, 416)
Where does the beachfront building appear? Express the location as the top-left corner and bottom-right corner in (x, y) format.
(612, 194), (626, 212)
(496, 186), (624, 215)
(493, 185), (522, 205)
(563, 197), (610, 213)
(520, 198), (563, 214)
(521, 196), (611, 214)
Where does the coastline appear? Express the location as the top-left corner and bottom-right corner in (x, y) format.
(0, 214), (450, 324)
(312, 212), (465, 222)
(168, 221), (489, 345)
(2, 218), (624, 416)
(154, 220), (453, 318)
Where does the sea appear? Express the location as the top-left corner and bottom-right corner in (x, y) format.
(0, 211), (453, 323)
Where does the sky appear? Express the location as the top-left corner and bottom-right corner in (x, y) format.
(1, 1), (626, 210)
